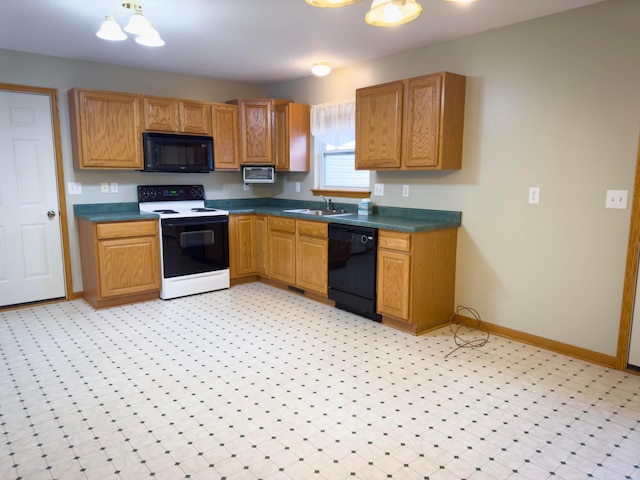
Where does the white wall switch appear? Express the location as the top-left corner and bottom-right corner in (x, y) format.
(295, 182), (301, 193)
(101, 183), (109, 193)
(528, 187), (540, 204)
(605, 189), (628, 209)
(374, 183), (384, 196)
(67, 182), (82, 195)
(402, 185), (409, 197)
(110, 182), (118, 193)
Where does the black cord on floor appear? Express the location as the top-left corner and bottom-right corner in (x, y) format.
(445, 305), (489, 358)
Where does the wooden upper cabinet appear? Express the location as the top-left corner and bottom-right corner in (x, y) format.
(274, 102), (310, 172)
(143, 96), (179, 131)
(69, 88), (143, 170)
(355, 72), (466, 170)
(180, 101), (211, 135)
(355, 81), (404, 170)
(212, 103), (240, 171)
(143, 96), (211, 135)
(233, 99), (274, 165)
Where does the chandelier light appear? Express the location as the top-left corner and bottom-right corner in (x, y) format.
(311, 62), (332, 76)
(96, 2), (164, 47)
(305, 0), (361, 6)
(365, 0), (423, 26)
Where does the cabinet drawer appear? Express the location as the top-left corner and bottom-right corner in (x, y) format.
(269, 216), (296, 233)
(297, 220), (327, 238)
(96, 220), (158, 239)
(379, 231), (411, 252)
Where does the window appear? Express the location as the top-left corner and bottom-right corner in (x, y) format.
(320, 141), (369, 189)
(311, 101), (370, 192)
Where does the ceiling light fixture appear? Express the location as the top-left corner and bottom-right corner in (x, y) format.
(311, 62), (332, 77)
(96, 2), (164, 47)
(305, 0), (361, 6)
(365, 0), (423, 27)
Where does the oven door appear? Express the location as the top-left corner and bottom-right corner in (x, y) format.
(160, 216), (229, 278)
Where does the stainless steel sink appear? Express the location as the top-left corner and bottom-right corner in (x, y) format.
(283, 208), (353, 217)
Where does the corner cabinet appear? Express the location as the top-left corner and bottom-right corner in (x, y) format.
(78, 218), (161, 308)
(355, 71), (466, 170)
(377, 228), (457, 335)
(68, 88), (143, 170)
(227, 98), (310, 170)
(274, 102), (310, 172)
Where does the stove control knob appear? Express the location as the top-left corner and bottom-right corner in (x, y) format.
(191, 186), (204, 198)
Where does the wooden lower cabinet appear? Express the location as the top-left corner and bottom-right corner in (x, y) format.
(377, 228), (457, 335)
(296, 221), (328, 295)
(255, 215), (268, 275)
(229, 215), (256, 278)
(268, 217), (297, 284)
(78, 218), (161, 308)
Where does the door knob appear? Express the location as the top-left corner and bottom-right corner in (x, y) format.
(47, 210), (56, 219)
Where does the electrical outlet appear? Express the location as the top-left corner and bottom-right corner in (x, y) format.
(243, 184), (250, 191)
(528, 187), (540, 204)
(110, 182), (118, 193)
(295, 182), (301, 193)
(606, 189), (628, 209)
(101, 183), (109, 193)
(67, 182), (82, 195)
(402, 185), (409, 197)
(374, 183), (384, 196)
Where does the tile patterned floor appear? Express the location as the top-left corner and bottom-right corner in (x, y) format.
(1, 282), (640, 480)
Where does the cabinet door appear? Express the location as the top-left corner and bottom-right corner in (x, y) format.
(238, 100), (273, 164)
(231, 215), (256, 277)
(97, 235), (161, 298)
(297, 235), (328, 295)
(402, 74), (441, 168)
(69, 89), (142, 169)
(377, 249), (411, 321)
(274, 103), (310, 172)
(212, 103), (240, 170)
(269, 230), (296, 284)
(255, 215), (268, 275)
(180, 101), (212, 135)
(143, 96), (179, 131)
(355, 81), (403, 170)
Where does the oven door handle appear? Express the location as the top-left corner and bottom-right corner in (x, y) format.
(161, 216), (228, 228)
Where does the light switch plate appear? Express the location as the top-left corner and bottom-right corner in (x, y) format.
(67, 182), (82, 195)
(374, 183), (384, 196)
(110, 182), (118, 193)
(402, 185), (409, 197)
(606, 189), (628, 209)
(101, 183), (109, 193)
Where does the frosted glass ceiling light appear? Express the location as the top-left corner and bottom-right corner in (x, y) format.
(305, 0), (361, 6)
(311, 62), (332, 76)
(97, 2), (164, 46)
(123, 4), (151, 35)
(365, 0), (422, 26)
(96, 15), (127, 41)
(135, 25), (165, 47)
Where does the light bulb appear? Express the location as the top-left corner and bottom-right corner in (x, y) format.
(96, 15), (127, 41)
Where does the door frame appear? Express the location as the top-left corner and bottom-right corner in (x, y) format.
(616, 134), (640, 370)
(0, 83), (74, 302)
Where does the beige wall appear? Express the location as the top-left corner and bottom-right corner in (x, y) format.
(268, 0), (640, 356)
(1, 0), (639, 357)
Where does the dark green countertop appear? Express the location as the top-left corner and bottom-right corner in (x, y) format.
(74, 199), (461, 233)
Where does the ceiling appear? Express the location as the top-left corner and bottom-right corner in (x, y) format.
(0, 0), (605, 86)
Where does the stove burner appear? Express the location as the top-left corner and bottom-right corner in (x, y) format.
(191, 208), (217, 212)
(154, 209), (179, 214)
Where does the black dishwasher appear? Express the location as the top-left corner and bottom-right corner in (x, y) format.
(328, 224), (381, 322)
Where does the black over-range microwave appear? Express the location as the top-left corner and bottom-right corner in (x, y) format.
(142, 132), (214, 173)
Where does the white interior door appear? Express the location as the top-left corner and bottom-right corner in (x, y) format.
(0, 90), (65, 307)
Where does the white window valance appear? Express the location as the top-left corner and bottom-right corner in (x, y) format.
(310, 100), (356, 146)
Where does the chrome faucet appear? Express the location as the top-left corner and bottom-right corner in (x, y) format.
(321, 196), (334, 210)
